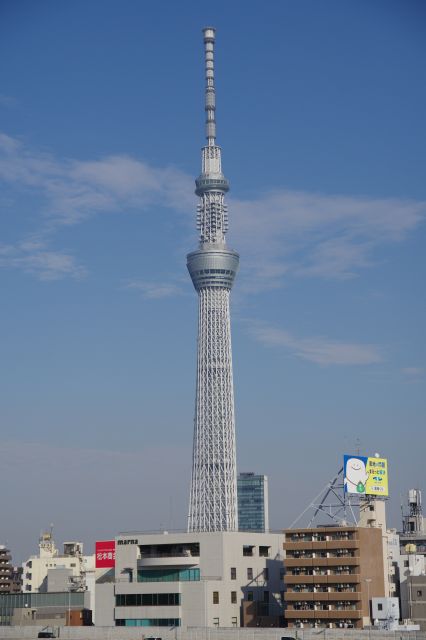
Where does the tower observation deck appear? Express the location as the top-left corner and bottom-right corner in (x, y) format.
(187, 28), (239, 532)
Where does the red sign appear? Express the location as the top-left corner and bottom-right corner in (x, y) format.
(95, 540), (116, 568)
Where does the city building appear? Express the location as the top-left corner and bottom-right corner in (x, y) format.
(95, 530), (284, 628)
(397, 550), (426, 629)
(238, 473), (269, 533)
(283, 526), (386, 629)
(399, 489), (426, 555)
(0, 546), (21, 595)
(359, 497), (400, 599)
(0, 591), (91, 627)
(22, 531), (94, 595)
(187, 27), (240, 533)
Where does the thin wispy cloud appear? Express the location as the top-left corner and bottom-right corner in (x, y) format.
(247, 320), (383, 366)
(0, 240), (86, 281)
(401, 366), (424, 379)
(0, 132), (425, 288)
(229, 190), (426, 289)
(125, 279), (184, 299)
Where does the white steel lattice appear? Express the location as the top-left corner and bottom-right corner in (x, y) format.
(187, 28), (239, 532)
(188, 288), (238, 532)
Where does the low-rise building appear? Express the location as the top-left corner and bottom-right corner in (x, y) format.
(283, 526), (385, 629)
(95, 530), (284, 629)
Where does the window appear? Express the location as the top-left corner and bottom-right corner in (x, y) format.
(213, 591), (219, 604)
(213, 618), (219, 627)
(404, 561), (409, 567)
(230, 567), (236, 580)
(263, 568), (269, 581)
(247, 591), (253, 601)
(417, 590), (423, 597)
(247, 568), (253, 580)
(378, 604), (383, 611)
(231, 591), (237, 604)
(263, 590), (269, 602)
(232, 616), (238, 627)
(259, 546), (270, 557)
(243, 545), (254, 556)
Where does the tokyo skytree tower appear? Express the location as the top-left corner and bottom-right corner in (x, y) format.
(187, 28), (239, 533)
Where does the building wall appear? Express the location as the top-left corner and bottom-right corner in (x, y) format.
(283, 526), (385, 630)
(98, 531), (284, 629)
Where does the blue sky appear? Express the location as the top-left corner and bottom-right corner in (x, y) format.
(1, 0), (425, 561)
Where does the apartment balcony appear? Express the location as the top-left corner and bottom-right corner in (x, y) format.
(284, 542), (313, 551)
(326, 540), (359, 550)
(286, 609), (362, 621)
(285, 558), (314, 567)
(327, 592), (361, 601)
(285, 610), (317, 619)
(138, 552), (200, 568)
(285, 592), (315, 602)
(323, 557), (360, 567)
(284, 575), (314, 585)
(328, 573), (360, 583)
(327, 610), (362, 620)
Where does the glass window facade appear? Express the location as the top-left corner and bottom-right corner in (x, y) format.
(116, 593), (180, 606)
(237, 473), (268, 532)
(116, 618), (180, 627)
(137, 568), (200, 583)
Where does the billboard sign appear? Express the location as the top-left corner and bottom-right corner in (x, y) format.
(95, 540), (116, 568)
(344, 455), (388, 496)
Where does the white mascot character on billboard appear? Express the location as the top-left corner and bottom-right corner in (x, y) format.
(344, 457), (369, 494)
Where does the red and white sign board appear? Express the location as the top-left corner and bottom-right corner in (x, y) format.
(95, 540), (116, 568)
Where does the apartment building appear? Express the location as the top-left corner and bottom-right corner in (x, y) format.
(283, 526), (385, 629)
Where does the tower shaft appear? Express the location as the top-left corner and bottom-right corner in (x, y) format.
(187, 28), (239, 533)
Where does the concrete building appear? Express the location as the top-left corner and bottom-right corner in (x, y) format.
(283, 526), (386, 629)
(399, 489), (426, 555)
(0, 547), (21, 595)
(359, 498), (399, 599)
(0, 591), (91, 627)
(238, 473), (269, 533)
(22, 532), (94, 595)
(95, 530), (284, 628)
(397, 551), (426, 628)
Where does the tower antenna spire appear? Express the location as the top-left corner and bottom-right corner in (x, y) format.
(203, 27), (217, 146)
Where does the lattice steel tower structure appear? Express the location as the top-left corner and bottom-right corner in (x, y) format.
(187, 27), (239, 532)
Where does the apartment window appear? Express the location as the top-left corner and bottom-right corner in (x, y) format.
(417, 591), (423, 597)
(213, 591), (219, 604)
(263, 568), (269, 581)
(232, 616), (238, 627)
(231, 591), (237, 604)
(247, 591), (253, 601)
(230, 567), (236, 580)
(259, 546), (270, 557)
(263, 590), (269, 602)
(243, 545), (254, 557)
(378, 604), (383, 611)
(213, 618), (219, 627)
(247, 568), (253, 580)
(404, 561), (409, 567)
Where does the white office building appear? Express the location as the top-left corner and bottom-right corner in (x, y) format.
(95, 530), (284, 629)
